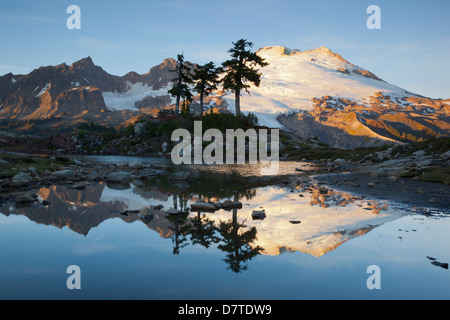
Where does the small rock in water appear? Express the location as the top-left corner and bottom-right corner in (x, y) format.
(431, 261), (449, 269)
(252, 210), (266, 220)
(191, 202), (217, 212)
(72, 183), (86, 190)
(165, 209), (188, 216)
(151, 204), (164, 211)
(318, 187), (328, 194)
(106, 171), (132, 184)
(168, 171), (190, 181)
(15, 193), (36, 203)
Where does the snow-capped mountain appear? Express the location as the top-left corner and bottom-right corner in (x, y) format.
(0, 56), (177, 120)
(223, 46), (409, 126)
(0, 46), (448, 147)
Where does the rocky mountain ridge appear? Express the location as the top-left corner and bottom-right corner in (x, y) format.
(0, 46), (449, 148)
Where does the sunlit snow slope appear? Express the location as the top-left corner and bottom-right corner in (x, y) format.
(223, 46), (409, 128)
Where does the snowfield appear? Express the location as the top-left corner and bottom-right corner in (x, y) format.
(36, 83), (50, 97)
(102, 46), (417, 129)
(223, 46), (411, 128)
(102, 81), (174, 111)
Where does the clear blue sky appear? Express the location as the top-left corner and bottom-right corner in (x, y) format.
(1, 0), (449, 98)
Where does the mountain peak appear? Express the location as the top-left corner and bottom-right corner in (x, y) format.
(257, 46), (300, 56)
(305, 46), (350, 64)
(257, 45), (350, 64)
(70, 56), (95, 70)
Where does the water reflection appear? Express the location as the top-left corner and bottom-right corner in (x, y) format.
(0, 173), (405, 273)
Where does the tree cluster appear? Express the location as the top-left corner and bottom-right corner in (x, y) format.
(168, 39), (268, 117)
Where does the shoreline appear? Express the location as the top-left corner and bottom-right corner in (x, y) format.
(312, 172), (450, 213)
(1, 150), (449, 214)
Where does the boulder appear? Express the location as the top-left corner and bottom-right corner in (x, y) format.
(52, 169), (76, 180)
(441, 150), (450, 160)
(106, 171), (132, 184)
(431, 261), (449, 269)
(15, 193), (36, 203)
(191, 201), (217, 212)
(161, 142), (170, 153)
(221, 200), (234, 209)
(413, 150), (426, 156)
(168, 171), (190, 181)
(128, 161), (142, 169)
(10, 173), (33, 187)
(165, 209), (188, 216)
(134, 122), (146, 136)
(87, 171), (102, 181)
(252, 210), (266, 220)
(71, 183), (86, 190)
(139, 207), (154, 219)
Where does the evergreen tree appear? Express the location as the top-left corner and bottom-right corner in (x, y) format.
(168, 54), (193, 115)
(222, 39), (268, 116)
(192, 62), (222, 115)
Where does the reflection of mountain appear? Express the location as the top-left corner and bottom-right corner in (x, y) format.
(0, 182), (177, 237)
(0, 183), (135, 236)
(204, 186), (403, 257)
(0, 181), (403, 258)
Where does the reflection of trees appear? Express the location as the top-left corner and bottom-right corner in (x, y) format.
(187, 212), (220, 249)
(178, 193), (190, 212)
(163, 187), (262, 272)
(166, 210), (189, 256)
(143, 173), (259, 203)
(167, 193), (189, 255)
(215, 196), (263, 273)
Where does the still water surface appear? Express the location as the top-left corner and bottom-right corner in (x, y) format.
(0, 156), (449, 299)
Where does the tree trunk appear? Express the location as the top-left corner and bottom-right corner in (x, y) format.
(175, 66), (183, 115)
(235, 90), (241, 116)
(199, 90), (204, 116)
(175, 94), (181, 115)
